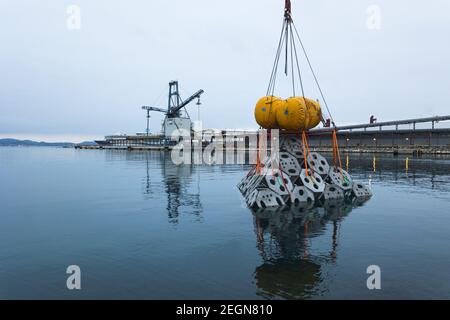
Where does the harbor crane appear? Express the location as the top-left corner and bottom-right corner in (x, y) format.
(142, 81), (204, 138)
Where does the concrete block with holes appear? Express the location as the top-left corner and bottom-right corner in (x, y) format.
(238, 140), (372, 209)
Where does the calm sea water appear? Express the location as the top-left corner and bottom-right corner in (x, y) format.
(1, 146), (450, 299)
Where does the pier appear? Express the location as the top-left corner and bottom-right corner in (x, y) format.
(308, 115), (450, 155)
(76, 115), (450, 155)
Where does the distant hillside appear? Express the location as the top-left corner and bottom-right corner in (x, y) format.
(77, 141), (98, 146)
(0, 138), (97, 147)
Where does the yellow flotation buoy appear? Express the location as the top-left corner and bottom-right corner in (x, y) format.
(254, 96), (283, 129)
(254, 96), (322, 131)
(304, 98), (322, 129)
(276, 97), (307, 130)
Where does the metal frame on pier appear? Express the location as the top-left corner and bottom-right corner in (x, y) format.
(312, 115), (450, 134)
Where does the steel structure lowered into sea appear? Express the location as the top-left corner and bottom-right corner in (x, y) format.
(239, 0), (372, 209)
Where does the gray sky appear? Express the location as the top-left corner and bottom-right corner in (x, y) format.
(1, 0), (450, 142)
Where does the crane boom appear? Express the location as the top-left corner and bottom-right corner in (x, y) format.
(168, 89), (204, 117)
(142, 105), (167, 113)
(141, 81), (204, 136)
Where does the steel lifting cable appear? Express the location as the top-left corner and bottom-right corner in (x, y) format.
(289, 23), (296, 96)
(289, 22), (306, 99)
(269, 32), (285, 98)
(291, 22), (336, 128)
(290, 21), (345, 174)
(284, 20), (289, 76)
(264, 19), (289, 130)
(263, 0), (345, 180)
(266, 3), (316, 104)
(266, 0), (337, 126)
(267, 19), (287, 97)
(267, 11), (306, 99)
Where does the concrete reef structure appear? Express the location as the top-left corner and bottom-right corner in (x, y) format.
(238, 135), (372, 209)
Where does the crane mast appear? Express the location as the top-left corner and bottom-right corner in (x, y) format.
(142, 81), (204, 138)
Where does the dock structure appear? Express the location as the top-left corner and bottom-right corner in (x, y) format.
(307, 115), (450, 154)
(97, 134), (171, 150)
(76, 115), (450, 154)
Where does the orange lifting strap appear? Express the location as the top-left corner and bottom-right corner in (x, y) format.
(255, 131), (266, 175)
(332, 130), (344, 179)
(301, 130), (313, 177)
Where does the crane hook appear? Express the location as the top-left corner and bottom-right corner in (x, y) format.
(284, 0), (292, 21)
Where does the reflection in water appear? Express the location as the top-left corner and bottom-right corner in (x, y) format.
(127, 151), (450, 225)
(159, 153), (203, 224)
(108, 151), (204, 224)
(405, 157), (409, 175)
(252, 198), (369, 299)
(104, 151), (450, 298)
(344, 153), (450, 193)
(3, 147), (450, 299)
(250, 152), (450, 300)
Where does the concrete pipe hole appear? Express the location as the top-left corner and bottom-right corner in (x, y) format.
(330, 187), (336, 192)
(280, 186), (285, 192)
(319, 166), (324, 172)
(299, 189), (304, 196)
(288, 169), (296, 174)
(313, 184), (319, 190)
(313, 154), (318, 160)
(321, 160), (326, 165)
(304, 178), (310, 184)
(270, 179), (275, 185)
